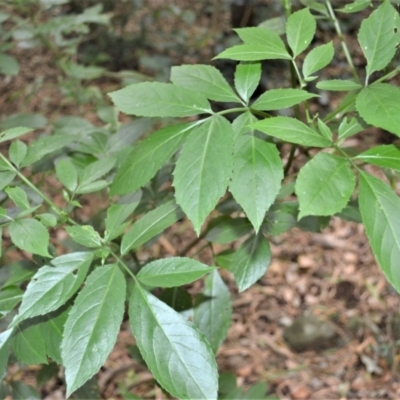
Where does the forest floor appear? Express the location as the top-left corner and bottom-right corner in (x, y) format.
(2, 1), (400, 399)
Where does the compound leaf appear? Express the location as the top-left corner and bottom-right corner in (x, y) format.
(302, 41), (334, 79)
(105, 191), (142, 242)
(121, 200), (183, 255)
(66, 225), (102, 248)
(171, 64), (240, 103)
(11, 252), (92, 326)
(173, 115), (234, 235)
(62, 264), (126, 397)
(110, 122), (195, 196)
(137, 257), (215, 287)
(358, 0), (400, 82)
(0, 127), (32, 144)
(230, 234), (271, 292)
(295, 153), (356, 218)
(234, 62), (262, 103)
(129, 284), (218, 399)
(359, 172), (400, 291)
(252, 116), (332, 147)
(316, 79), (362, 91)
(252, 88), (318, 111)
(5, 186), (30, 210)
(40, 305), (71, 364)
(9, 218), (50, 257)
(355, 145), (400, 170)
(9, 140), (27, 168)
(13, 319), (47, 365)
(286, 8), (316, 57)
(193, 270), (232, 353)
(356, 83), (400, 138)
(55, 158), (78, 192)
(0, 328), (14, 378)
(230, 135), (283, 232)
(338, 117), (366, 140)
(109, 82), (212, 117)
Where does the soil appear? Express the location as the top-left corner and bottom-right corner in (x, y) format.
(1, 1), (400, 399)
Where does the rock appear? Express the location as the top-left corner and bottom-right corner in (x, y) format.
(283, 314), (339, 352)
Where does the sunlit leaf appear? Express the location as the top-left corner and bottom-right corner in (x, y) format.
(130, 284), (218, 399)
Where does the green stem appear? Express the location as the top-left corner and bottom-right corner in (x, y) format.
(284, 145), (298, 176)
(110, 250), (138, 282)
(325, 0), (360, 84)
(291, 59), (306, 88)
(322, 93), (357, 124)
(282, 0), (292, 18)
(217, 107), (249, 116)
(0, 153), (77, 225)
(374, 67), (400, 84)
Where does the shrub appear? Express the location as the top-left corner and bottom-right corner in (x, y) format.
(1, 0), (400, 399)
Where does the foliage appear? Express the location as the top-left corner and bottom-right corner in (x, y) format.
(1, 0), (400, 399)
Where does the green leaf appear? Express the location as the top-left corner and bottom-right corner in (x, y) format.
(105, 191), (142, 242)
(230, 136), (283, 232)
(0, 54), (19, 76)
(62, 264), (126, 397)
(0, 172), (16, 191)
(230, 234), (271, 292)
(215, 44), (289, 61)
(11, 252), (92, 326)
(121, 200), (183, 255)
(109, 82), (212, 117)
(137, 257), (215, 287)
(36, 213), (57, 227)
(263, 203), (297, 236)
(10, 382), (41, 400)
(74, 180), (108, 194)
(66, 225), (102, 248)
(232, 111), (258, 143)
(1, 260), (37, 288)
(159, 287), (193, 312)
(252, 116), (332, 147)
(5, 186), (30, 210)
(9, 218), (50, 257)
(56, 158), (78, 192)
(0, 113), (47, 130)
(0, 328), (14, 379)
(21, 135), (75, 167)
(286, 8), (316, 57)
(316, 79), (362, 91)
(338, 117), (366, 140)
(205, 216), (253, 244)
(302, 41), (334, 79)
(78, 157), (116, 188)
(193, 270), (232, 353)
(0, 286), (23, 315)
(171, 64), (240, 103)
(9, 140), (27, 168)
(295, 153), (356, 218)
(317, 118), (333, 141)
(337, 0), (371, 13)
(359, 172), (400, 291)
(234, 62), (262, 103)
(0, 127), (33, 144)
(110, 122), (195, 196)
(252, 88), (318, 111)
(129, 284), (218, 399)
(235, 27), (291, 57)
(355, 145), (400, 170)
(173, 115), (234, 234)
(40, 305), (70, 364)
(358, 0), (400, 82)
(13, 318), (48, 365)
(356, 83), (400, 138)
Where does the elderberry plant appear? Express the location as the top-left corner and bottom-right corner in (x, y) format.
(1, 0), (400, 399)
